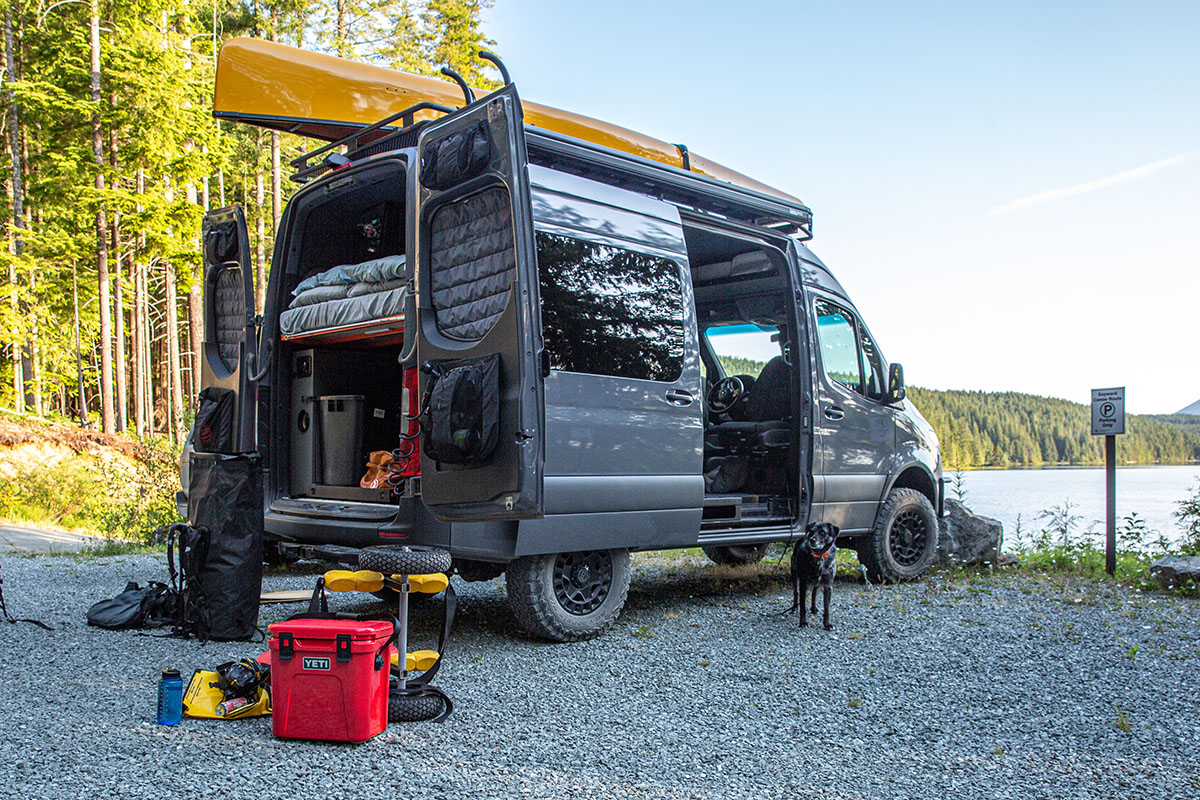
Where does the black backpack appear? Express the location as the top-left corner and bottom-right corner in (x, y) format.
(86, 581), (177, 630)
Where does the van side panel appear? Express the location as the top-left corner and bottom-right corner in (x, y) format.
(514, 167), (703, 554)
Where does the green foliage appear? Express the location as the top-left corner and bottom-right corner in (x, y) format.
(0, 0), (496, 417)
(1174, 479), (1200, 555)
(908, 387), (1200, 468)
(0, 439), (181, 542)
(716, 355), (765, 378)
(1002, 496), (1196, 595)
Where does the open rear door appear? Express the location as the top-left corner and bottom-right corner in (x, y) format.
(414, 84), (544, 521)
(197, 206), (257, 454)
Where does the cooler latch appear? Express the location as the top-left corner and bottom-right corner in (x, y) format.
(278, 632), (294, 660)
(336, 634), (352, 662)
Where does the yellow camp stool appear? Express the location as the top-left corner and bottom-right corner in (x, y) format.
(391, 650), (441, 672)
(323, 569), (385, 593)
(403, 573), (450, 594)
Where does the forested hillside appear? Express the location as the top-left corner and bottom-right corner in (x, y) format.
(1149, 414), (1200, 440)
(908, 387), (1200, 468)
(0, 0), (495, 440)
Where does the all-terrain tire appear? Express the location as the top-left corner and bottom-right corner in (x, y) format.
(359, 545), (452, 576)
(506, 550), (631, 642)
(701, 544), (768, 566)
(388, 692), (446, 723)
(857, 487), (939, 583)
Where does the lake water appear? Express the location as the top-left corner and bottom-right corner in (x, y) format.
(954, 465), (1199, 550)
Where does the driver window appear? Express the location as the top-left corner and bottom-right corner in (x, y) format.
(814, 299), (862, 392)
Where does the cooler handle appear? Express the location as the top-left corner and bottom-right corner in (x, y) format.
(278, 632), (294, 660)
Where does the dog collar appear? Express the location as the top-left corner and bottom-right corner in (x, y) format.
(811, 549), (830, 559)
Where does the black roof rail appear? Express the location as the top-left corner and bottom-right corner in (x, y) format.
(289, 100), (455, 183)
(525, 128), (813, 239)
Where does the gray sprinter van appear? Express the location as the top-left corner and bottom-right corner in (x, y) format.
(189, 82), (943, 640)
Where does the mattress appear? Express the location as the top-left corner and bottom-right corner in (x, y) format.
(280, 285), (407, 338)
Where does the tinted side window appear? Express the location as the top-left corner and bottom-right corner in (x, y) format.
(537, 232), (685, 382)
(814, 298), (862, 391)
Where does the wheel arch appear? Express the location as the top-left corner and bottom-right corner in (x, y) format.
(887, 464), (938, 510)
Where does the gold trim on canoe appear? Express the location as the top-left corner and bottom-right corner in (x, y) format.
(214, 38), (801, 205)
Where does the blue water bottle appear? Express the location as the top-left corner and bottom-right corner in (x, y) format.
(157, 669), (183, 725)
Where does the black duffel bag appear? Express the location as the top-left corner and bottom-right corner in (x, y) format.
(187, 452), (263, 641)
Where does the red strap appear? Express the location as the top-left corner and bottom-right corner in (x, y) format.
(811, 549), (830, 559)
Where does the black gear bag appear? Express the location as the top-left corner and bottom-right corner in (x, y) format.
(422, 354), (500, 466)
(186, 452), (263, 641)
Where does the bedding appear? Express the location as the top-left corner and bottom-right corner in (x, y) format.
(281, 253), (409, 339)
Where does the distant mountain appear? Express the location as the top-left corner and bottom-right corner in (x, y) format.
(1177, 399), (1200, 415)
(907, 387), (1200, 468)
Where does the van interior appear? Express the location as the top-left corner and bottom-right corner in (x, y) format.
(276, 163), (411, 505)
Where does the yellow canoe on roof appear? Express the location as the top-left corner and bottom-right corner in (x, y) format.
(214, 38), (801, 205)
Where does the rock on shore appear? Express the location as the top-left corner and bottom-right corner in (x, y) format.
(938, 498), (1003, 566)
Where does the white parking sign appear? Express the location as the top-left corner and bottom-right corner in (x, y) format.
(1091, 387), (1125, 436)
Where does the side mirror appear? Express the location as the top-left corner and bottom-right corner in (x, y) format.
(887, 363), (906, 404)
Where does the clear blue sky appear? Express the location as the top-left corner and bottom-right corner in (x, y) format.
(484, 1), (1199, 414)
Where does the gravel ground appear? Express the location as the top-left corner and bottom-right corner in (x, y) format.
(1, 550), (1198, 800)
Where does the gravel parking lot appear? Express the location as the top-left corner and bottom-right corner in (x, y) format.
(1, 550), (1197, 800)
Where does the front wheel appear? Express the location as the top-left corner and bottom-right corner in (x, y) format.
(701, 544), (768, 566)
(857, 488), (939, 583)
(506, 549), (631, 642)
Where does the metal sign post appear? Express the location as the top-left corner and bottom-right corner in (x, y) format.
(1091, 387), (1125, 576)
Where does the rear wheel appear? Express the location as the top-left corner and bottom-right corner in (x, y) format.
(857, 488), (938, 583)
(701, 544), (768, 566)
(506, 549), (631, 642)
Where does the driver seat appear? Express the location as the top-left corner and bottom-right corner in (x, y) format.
(713, 356), (792, 449)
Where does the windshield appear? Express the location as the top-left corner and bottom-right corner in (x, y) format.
(705, 323), (780, 379)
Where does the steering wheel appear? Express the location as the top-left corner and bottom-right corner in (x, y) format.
(707, 375), (746, 414)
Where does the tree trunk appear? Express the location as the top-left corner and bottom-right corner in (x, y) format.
(337, 0), (348, 58)
(165, 261), (183, 441)
(5, 9), (24, 413)
(271, 132), (282, 233)
(91, 0), (113, 432)
(217, 169), (225, 207)
(255, 166), (265, 315)
(132, 261), (145, 437)
(188, 285), (202, 400)
(72, 261), (89, 427)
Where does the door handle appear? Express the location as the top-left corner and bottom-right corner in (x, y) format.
(665, 389), (695, 407)
(824, 405), (845, 420)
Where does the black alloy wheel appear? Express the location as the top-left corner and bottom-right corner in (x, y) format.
(552, 551), (613, 616)
(889, 509), (930, 567)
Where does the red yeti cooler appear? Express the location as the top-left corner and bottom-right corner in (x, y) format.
(269, 618), (396, 742)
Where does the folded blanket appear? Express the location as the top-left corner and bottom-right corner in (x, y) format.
(343, 254), (406, 284)
(292, 254), (407, 296)
(347, 277), (407, 298)
(292, 264), (356, 296)
(290, 283), (350, 308)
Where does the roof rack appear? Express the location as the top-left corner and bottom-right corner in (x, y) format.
(290, 101), (454, 183)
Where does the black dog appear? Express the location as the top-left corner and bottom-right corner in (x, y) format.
(788, 522), (839, 630)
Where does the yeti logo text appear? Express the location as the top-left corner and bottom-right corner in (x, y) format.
(302, 657), (331, 671)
